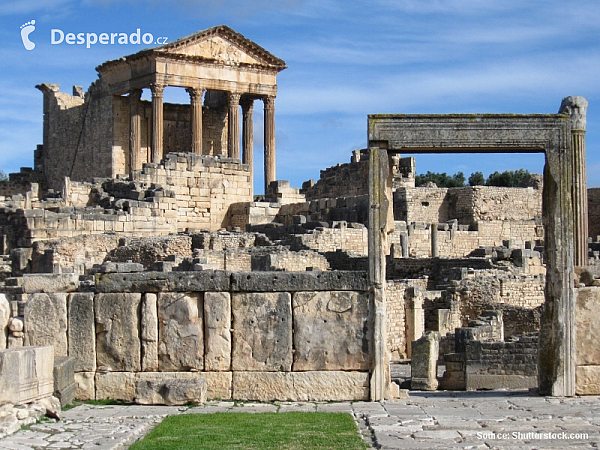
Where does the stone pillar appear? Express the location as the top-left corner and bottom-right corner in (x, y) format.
(150, 84), (164, 164)
(187, 87), (204, 155)
(241, 98), (255, 196)
(411, 331), (440, 390)
(227, 92), (241, 160)
(559, 96), (588, 267)
(431, 222), (439, 257)
(129, 89), (142, 172)
(368, 147), (396, 400)
(263, 96), (276, 193)
(400, 232), (409, 258)
(405, 287), (424, 358)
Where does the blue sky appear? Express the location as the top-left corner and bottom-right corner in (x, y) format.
(2, 0), (600, 193)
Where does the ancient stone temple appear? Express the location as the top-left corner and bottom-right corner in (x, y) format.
(36, 25), (286, 192)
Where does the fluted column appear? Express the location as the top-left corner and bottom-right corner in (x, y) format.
(559, 96), (589, 266)
(150, 83), (165, 164)
(187, 87), (204, 155)
(241, 98), (254, 196)
(129, 89), (142, 172)
(227, 92), (241, 160)
(263, 95), (276, 193)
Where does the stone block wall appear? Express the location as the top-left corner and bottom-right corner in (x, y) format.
(576, 287), (600, 395)
(1, 271), (371, 402)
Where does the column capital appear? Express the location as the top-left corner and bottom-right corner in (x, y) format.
(186, 87), (204, 102)
(262, 95), (275, 110)
(150, 83), (165, 97)
(228, 92), (242, 105)
(240, 97), (255, 113)
(559, 96), (588, 130)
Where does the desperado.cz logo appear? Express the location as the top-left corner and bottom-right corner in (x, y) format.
(51, 29), (168, 48)
(20, 20), (168, 50)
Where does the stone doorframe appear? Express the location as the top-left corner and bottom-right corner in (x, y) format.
(367, 97), (588, 400)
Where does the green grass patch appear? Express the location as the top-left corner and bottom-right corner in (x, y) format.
(130, 412), (367, 450)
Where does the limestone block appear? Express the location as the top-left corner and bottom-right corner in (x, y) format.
(95, 270), (230, 293)
(95, 371), (230, 401)
(292, 291), (370, 371)
(53, 356), (75, 407)
(24, 293), (68, 357)
(230, 271), (368, 292)
(411, 331), (440, 390)
(576, 287), (600, 365)
(204, 292), (231, 371)
(67, 293), (95, 372)
(0, 346), (54, 406)
(141, 294), (159, 371)
(232, 292), (292, 371)
(0, 294), (9, 349)
(74, 372), (95, 400)
(158, 292), (203, 371)
(135, 378), (207, 405)
(95, 293), (141, 371)
(232, 371), (369, 402)
(576, 365), (600, 395)
(22, 274), (79, 293)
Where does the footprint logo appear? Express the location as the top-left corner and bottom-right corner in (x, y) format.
(20, 20), (36, 50)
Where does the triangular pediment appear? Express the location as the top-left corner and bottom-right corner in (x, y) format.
(155, 25), (286, 69)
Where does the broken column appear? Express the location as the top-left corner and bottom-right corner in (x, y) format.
(411, 331), (440, 390)
(405, 287), (424, 358)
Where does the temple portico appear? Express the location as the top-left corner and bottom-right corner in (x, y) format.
(96, 26), (286, 194)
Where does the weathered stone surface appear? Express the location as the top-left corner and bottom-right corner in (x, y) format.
(135, 378), (206, 405)
(22, 274), (80, 293)
(73, 372), (95, 400)
(53, 356), (75, 407)
(95, 270), (230, 293)
(576, 365), (600, 395)
(292, 291), (370, 371)
(411, 331), (440, 390)
(95, 293), (141, 371)
(576, 287), (600, 366)
(141, 293), (158, 371)
(0, 293), (9, 349)
(67, 293), (95, 372)
(232, 371), (369, 401)
(232, 292), (292, 371)
(24, 293), (68, 357)
(465, 374), (537, 391)
(0, 346), (54, 406)
(231, 271), (368, 292)
(96, 371), (230, 401)
(158, 292), (203, 371)
(204, 292), (231, 371)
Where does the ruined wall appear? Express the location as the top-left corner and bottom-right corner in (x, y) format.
(1, 271), (371, 402)
(394, 186), (542, 225)
(386, 280), (407, 360)
(589, 188), (600, 240)
(576, 287), (600, 395)
(37, 83), (114, 191)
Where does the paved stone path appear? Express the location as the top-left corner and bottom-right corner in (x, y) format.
(1, 392), (600, 449)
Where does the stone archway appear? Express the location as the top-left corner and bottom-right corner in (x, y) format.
(367, 97), (587, 400)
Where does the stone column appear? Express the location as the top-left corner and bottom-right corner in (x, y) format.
(368, 147), (396, 400)
(559, 96), (588, 267)
(187, 87), (204, 155)
(431, 223), (439, 257)
(150, 83), (165, 164)
(129, 89), (142, 173)
(405, 287), (424, 358)
(263, 96), (276, 193)
(227, 92), (241, 160)
(241, 98), (255, 197)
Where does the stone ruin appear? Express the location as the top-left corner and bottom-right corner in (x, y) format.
(1, 25), (600, 434)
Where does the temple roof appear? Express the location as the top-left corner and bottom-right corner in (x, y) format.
(97, 25), (287, 73)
